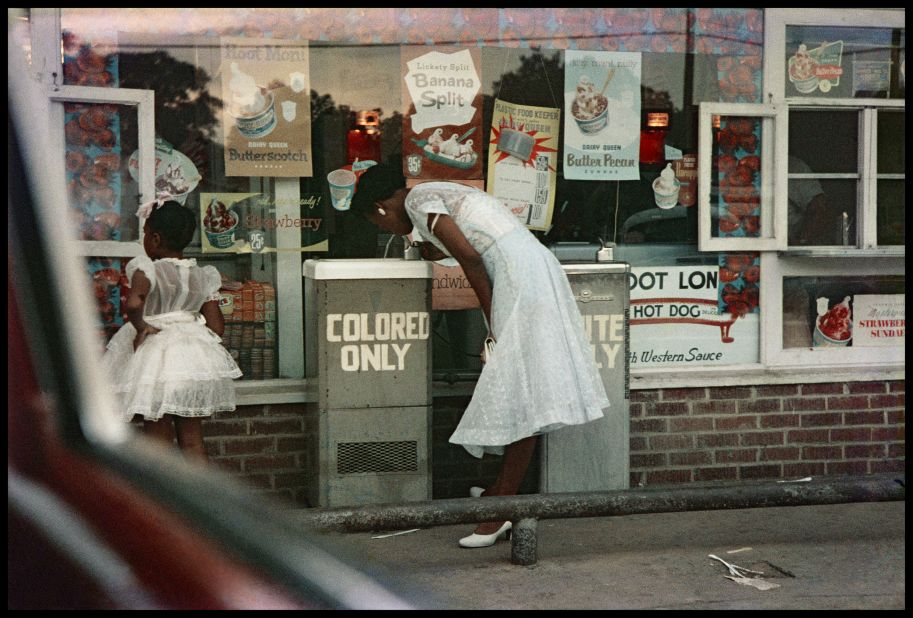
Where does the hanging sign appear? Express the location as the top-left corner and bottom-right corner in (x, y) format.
(852, 294), (905, 347)
(220, 37), (312, 178)
(402, 46), (483, 180)
(486, 99), (560, 231)
(563, 50), (642, 181)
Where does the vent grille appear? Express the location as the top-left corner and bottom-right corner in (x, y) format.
(337, 441), (418, 475)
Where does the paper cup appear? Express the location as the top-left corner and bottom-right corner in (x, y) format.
(327, 168), (357, 211)
(652, 177), (681, 209)
(572, 95), (609, 134)
(232, 90), (276, 139)
(205, 211), (239, 249)
(813, 321), (851, 347)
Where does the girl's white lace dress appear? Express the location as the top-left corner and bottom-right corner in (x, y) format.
(102, 256), (242, 421)
(405, 182), (610, 458)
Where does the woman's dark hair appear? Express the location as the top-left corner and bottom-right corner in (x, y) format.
(147, 200), (197, 251)
(348, 162), (406, 218)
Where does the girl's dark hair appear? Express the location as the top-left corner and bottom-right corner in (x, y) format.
(147, 201), (196, 250)
(348, 162), (406, 217)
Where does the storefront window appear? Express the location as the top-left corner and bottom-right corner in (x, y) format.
(876, 109), (905, 246)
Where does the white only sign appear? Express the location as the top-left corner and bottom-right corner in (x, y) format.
(404, 49), (480, 134)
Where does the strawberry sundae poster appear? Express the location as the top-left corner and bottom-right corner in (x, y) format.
(563, 50), (641, 181)
(402, 46), (483, 180)
(628, 263), (759, 367)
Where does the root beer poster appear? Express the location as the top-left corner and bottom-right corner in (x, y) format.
(402, 46), (483, 181)
(220, 37), (312, 177)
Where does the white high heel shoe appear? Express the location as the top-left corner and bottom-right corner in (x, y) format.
(469, 486), (485, 498)
(458, 521), (512, 548)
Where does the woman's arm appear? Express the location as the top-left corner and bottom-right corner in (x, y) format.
(125, 270), (159, 350)
(200, 300), (225, 337)
(426, 212), (494, 332)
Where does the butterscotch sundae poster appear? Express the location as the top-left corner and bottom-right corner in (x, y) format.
(220, 37), (312, 177)
(401, 46), (483, 180)
(563, 50), (641, 181)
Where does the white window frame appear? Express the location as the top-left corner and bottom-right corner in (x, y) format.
(758, 8), (905, 370)
(698, 102), (789, 252)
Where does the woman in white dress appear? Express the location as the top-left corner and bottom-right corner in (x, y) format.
(350, 164), (610, 548)
(102, 201), (242, 462)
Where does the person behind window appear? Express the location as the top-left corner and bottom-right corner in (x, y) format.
(101, 200), (242, 462)
(788, 155), (833, 246)
(350, 164), (611, 549)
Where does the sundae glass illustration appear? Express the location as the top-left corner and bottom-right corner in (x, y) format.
(228, 62), (276, 139)
(788, 44), (820, 94)
(814, 296), (852, 347)
(571, 74), (609, 134)
(652, 163), (681, 209)
(204, 197), (239, 249)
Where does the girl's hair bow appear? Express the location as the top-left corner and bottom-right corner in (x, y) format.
(136, 193), (174, 220)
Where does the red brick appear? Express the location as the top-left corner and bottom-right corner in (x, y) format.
(629, 403), (645, 418)
(755, 384), (800, 397)
(631, 390), (660, 402)
(739, 464), (782, 479)
(646, 402), (690, 417)
(697, 433), (739, 448)
(870, 394), (905, 409)
(760, 447), (800, 461)
(887, 410), (905, 424)
(888, 381), (905, 393)
(802, 446), (842, 459)
(802, 383), (844, 395)
(887, 443), (905, 458)
(872, 460), (905, 473)
(221, 405), (269, 419)
(202, 420), (249, 437)
(784, 397), (827, 412)
(787, 429), (829, 444)
(872, 426), (905, 441)
(277, 437), (308, 452)
(273, 472), (310, 489)
(631, 418), (668, 434)
(631, 453), (667, 468)
(845, 444), (886, 458)
(669, 417), (714, 432)
(630, 436), (647, 451)
(222, 436), (275, 455)
(709, 386), (752, 400)
(210, 457), (243, 473)
(825, 461), (869, 475)
(661, 388), (707, 401)
(848, 382), (887, 394)
(715, 449), (757, 464)
(761, 414), (800, 428)
(738, 399), (783, 414)
(250, 418), (302, 435)
(715, 415), (757, 431)
(844, 411), (885, 425)
(670, 451), (712, 466)
(830, 427), (872, 442)
(645, 469), (692, 485)
(827, 395), (870, 411)
(630, 472), (644, 487)
(649, 435), (694, 450)
(784, 462), (825, 477)
(236, 474), (272, 490)
(693, 400), (737, 415)
(203, 441), (220, 457)
(243, 454), (297, 471)
(741, 431), (785, 446)
(694, 467), (738, 482)
(801, 412), (841, 427)
(265, 403), (308, 416)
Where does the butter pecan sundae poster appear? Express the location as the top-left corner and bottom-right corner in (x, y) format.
(402, 46), (483, 180)
(563, 50), (641, 181)
(486, 99), (559, 231)
(220, 37), (312, 178)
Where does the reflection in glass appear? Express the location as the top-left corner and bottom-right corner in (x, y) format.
(877, 179), (905, 246)
(787, 178), (856, 246)
(788, 110), (857, 173)
(877, 110), (905, 174)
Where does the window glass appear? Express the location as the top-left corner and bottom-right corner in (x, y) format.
(877, 180), (905, 246)
(782, 275), (904, 349)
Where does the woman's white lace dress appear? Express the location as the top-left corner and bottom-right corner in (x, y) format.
(102, 256), (242, 421)
(405, 182), (610, 458)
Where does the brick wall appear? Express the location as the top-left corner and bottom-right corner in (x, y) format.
(194, 380), (904, 505)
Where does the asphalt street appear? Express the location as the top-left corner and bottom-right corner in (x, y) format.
(313, 500), (905, 609)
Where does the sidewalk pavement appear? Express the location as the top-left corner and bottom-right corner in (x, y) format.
(311, 500), (905, 609)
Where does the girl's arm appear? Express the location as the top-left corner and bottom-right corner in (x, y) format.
(125, 270), (159, 350)
(200, 300), (225, 337)
(426, 212), (494, 334)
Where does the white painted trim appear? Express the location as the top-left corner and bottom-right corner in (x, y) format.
(275, 177), (305, 380)
(303, 258), (433, 280)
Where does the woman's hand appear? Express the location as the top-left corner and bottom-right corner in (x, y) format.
(133, 324), (160, 351)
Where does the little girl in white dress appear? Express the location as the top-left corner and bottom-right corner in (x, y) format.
(102, 200), (241, 459)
